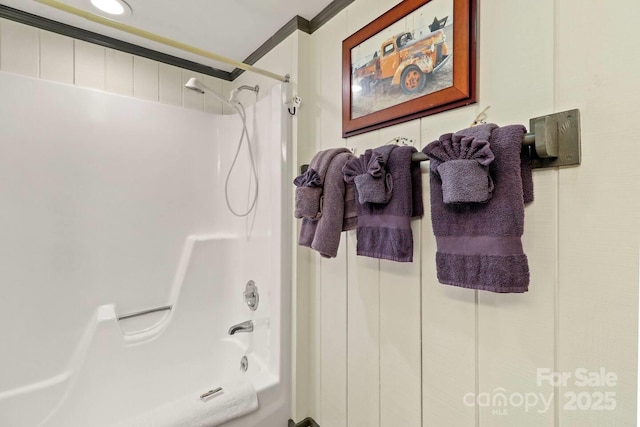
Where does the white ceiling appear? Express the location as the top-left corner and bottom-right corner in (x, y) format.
(0, 0), (334, 73)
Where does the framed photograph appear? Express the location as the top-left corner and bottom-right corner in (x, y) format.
(342, 0), (477, 137)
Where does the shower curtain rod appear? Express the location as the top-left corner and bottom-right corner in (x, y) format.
(34, 0), (290, 83)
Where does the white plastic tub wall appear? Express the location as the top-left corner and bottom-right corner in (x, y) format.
(0, 73), (291, 427)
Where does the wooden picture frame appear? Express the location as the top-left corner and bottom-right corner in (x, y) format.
(342, 0), (477, 137)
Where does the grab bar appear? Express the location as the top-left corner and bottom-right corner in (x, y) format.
(200, 387), (223, 401)
(117, 305), (172, 321)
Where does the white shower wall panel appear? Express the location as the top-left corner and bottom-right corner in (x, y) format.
(213, 100), (280, 236)
(0, 71), (220, 394)
(213, 91), (285, 374)
(0, 71), (290, 427)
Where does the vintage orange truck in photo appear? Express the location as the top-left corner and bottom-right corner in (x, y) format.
(353, 27), (450, 96)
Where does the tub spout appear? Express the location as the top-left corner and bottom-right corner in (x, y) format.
(228, 320), (254, 335)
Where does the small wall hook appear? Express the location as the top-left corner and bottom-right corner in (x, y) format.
(471, 106), (491, 127)
(287, 95), (302, 116)
(386, 137), (415, 146)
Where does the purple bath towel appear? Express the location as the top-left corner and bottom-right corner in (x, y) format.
(424, 124), (496, 204)
(298, 150), (357, 258)
(424, 124), (533, 293)
(343, 145), (423, 262)
(293, 148), (350, 219)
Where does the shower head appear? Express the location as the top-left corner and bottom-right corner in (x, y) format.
(184, 77), (208, 94)
(184, 77), (231, 108)
(185, 77), (258, 107)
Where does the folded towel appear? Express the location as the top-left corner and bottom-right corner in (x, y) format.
(342, 146), (394, 205)
(436, 160), (494, 203)
(343, 145), (423, 262)
(353, 172), (393, 204)
(293, 167), (322, 187)
(423, 125), (496, 204)
(111, 380), (259, 427)
(424, 124), (533, 293)
(299, 151), (357, 258)
(293, 148), (350, 219)
(355, 145), (395, 204)
(294, 186), (323, 219)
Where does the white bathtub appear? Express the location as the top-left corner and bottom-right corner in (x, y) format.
(0, 235), (289, 426)
(0, 74), (291, 427)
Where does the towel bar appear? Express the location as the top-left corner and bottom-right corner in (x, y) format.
(410, 131), (559, 163)
(409, 132), (535, 162)
(299, 109), (580, 172)
(117, 305), (172, 321)
(411, 109), (581, 168)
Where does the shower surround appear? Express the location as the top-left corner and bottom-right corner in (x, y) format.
(0, 71), (291, 426)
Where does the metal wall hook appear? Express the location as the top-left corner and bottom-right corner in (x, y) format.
(470, 106), (491, 127)
(386, 136), (415, 146)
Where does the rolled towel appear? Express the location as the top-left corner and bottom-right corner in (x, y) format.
(293, 168), (322, 219)
(353, 172), (393, 204)
(423, 124), (496, 204)
(343, 145), (396, 204)
(436, 159), (494, 203)
(111, 380), (258, 427)
(294, 187), (323, 219)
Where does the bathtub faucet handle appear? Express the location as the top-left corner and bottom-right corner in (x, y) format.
(243, 281), (259, 311)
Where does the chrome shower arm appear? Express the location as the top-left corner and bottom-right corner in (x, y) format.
(235, 85), (259, 94)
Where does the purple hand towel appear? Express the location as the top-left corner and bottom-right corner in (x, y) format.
(344, 145), (423, 262)
(299, 151), (357, 258)
(352, 145), (395, 204)
(354, 173), (393, 204)
(293, 148), (350, 219)
(424, 124), (496, 204)
(293, 168), (323, 219)
(424, 124), (533, 293)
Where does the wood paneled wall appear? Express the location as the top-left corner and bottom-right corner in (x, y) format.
(2, 1), (639, 424)
(296, 0), (640, 426)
